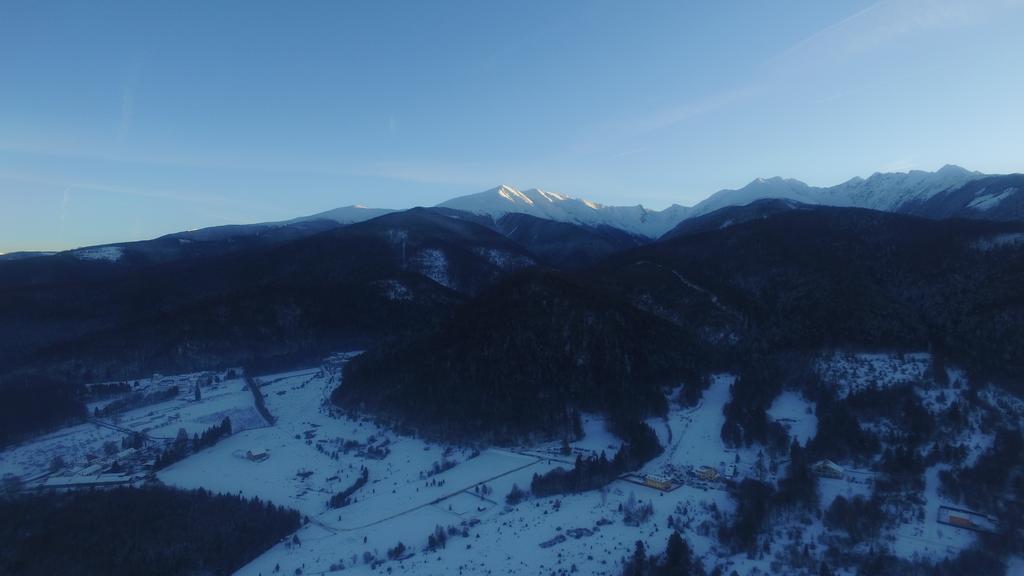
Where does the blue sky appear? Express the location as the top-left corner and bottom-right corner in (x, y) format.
(2, 0), (1023, 252)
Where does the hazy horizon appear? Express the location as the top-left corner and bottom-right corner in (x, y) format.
(3, 161), (1017, 254)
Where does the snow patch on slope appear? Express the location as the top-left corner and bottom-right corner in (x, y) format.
(411, 248), (451, 289)
(967, 188), (1017, 211)
(972, 232), (1024, 251)
(472, 247), (533, 271)
(70, 246), (124, 262)
(376, 279), (412, 301)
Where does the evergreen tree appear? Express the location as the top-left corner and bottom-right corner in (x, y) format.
(560, 437), (572, 455)
(571, 410), (584, 439)
(664, 531), (692, 575)
(626, 540), (647, 576)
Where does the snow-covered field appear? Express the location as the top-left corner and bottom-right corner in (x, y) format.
(767, 391), (817, 447)
(3, 350), (1021, 575)
(647, 375), (758, 483)
(234, 370), (740, 576)
(0, 371), (261, 484)
(885, 464), (979, 560)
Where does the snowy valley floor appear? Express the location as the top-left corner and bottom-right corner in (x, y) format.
(2, 351), (1020, 575)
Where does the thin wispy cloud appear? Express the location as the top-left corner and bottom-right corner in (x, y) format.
(568, 86), (756, 158)
(576, 0), (1023, 161)
(116, 52), (146, 143)
(357, 159), (506, 189)
(0, 141), (233, 173)
(0, 171), (228, 207)
(765, 0), (1018, 73)
(59, 187), (71, 240)
(624, 87), (755, 136)
(879, 158), (917, 173)
(611, 148), (646, 159)
(117, 82), (136, 142)
(0, 141), (491, 190)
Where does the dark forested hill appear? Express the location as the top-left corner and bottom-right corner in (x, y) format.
(659, 198), (811, 240)
(0, 209), (537, 388)
(495, 212), (647, 269)
(337, 208), (1024, 441)
(0, 486), (300, 576)
(0, 219), (343, 290)
(599, 208), (1024, 383)
(5, 202), (1024, 444)
(335, 268), (706, 441)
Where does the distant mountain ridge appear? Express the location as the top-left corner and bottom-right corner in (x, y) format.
(689, 164), (984, 219)
(9, 165), (1022, 261)
(431, 165), (1020, 237)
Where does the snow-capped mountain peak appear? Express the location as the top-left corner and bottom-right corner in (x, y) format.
(437, 186), (687, 238)
(686, 165), (989, 218)
(284, 205), (395, 226)
(493, 184), (535, 206)
(936, 163), (973, 176)
(688, 176), (818, 218)
(820, 165), (982, 211)
(431, 166), (1005, 237)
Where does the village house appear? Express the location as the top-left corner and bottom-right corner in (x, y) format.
(811, 459), (844, 479)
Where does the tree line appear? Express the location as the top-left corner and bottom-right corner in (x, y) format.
(0, 485), (300, 576)
(530, 419), (663, 497)
(154, 417), (232, 470)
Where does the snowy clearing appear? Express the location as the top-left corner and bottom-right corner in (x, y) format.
(817, 351), (931, 398)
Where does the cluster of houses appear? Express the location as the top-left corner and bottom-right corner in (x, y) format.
(638, 458), (848, 494)
(641, 461), (742, 492)
(37, 447), (153, 491)
(639, 457), (1002, 537)
(151, 371), (217, 391)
